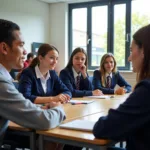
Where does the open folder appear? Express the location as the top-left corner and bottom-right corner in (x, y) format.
(59, 119), (96, 132)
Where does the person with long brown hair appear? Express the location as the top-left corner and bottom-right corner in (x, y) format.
(19, 44), (71, 104)
(93, 24), (150, 150)
(93, 53), (131, 95)
(60, 47), (103, 97)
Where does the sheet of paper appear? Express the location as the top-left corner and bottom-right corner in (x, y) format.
(70, 100), (95, 104)
(59, 119), (95, 131)
(84, 95), (110, 99)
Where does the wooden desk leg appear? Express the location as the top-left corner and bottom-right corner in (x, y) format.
(30, 132), (36, 150)
(39, 135), (44, 150)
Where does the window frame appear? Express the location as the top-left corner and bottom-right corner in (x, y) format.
(68, 0), (131, 70)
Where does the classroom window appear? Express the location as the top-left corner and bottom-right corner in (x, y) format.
(69, 0), (131, 70)
(72, 8), (87, 51)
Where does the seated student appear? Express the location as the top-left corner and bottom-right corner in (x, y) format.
(23, 52), (34, 68)
(0, 19), (65, 149)
(19, 44), (71, 104)
(93, 53), (131, 94)
(59, 47), (103, 97)
(93, 24), (150, 150)
(16, 52), (34, 80)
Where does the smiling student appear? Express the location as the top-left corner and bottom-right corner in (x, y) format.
(59, 47), (103, 97)
(0, 19), (65, 149)
(93, 53), (131, 94)
(19, 44), (71, 104)
(93, 24), (150, 150)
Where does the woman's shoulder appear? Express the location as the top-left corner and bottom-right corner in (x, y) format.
(112, 71), (120, 77)
(22, 67), (35, 76)
(49, 70), (58, 76)
(93, 70), (101, 75)
(60, 67), (71, 74)
(135, 79), (150, 89)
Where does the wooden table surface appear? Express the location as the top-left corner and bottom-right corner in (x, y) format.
(37, 111), (110, 146)
(36, 94), (130, 147)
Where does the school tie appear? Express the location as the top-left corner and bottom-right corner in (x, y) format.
(106, 76), (111, 88)
(76, 75), (80, 90)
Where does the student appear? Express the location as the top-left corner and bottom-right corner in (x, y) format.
(0, 19), (65, 148)
(59, 47), (103, 97)
(93, 24), (150, 150)
(23, 52), (34, 68)
(16, 52), (34, 80)
(19, 44), (71, 104)
(93, 53), (132, 94)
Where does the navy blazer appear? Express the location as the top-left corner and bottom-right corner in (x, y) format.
(93, 79), (150, 150)
(93, 70), (131, 94)
(59, 67), (93, 97)
(18, 67), (71, 103)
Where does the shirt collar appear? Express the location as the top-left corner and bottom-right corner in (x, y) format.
(105, 72), (112, 78)
(72, 67), (81, 78)
(35, 65), (50, 80)
(0, 64), (13, 81)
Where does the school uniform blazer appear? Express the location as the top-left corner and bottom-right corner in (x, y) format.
(93, 70), (131, 94)
(59, 67), (93, 97)
(18, 67), (71, 103)
(93, 79), (150, 150)
(0, 70), (66, 131)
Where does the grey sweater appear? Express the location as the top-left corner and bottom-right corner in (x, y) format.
(0, 72), (66, 130)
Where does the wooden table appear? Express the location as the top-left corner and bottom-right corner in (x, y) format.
(37, 112), (111, 150)
(64, 94), (129, 121)
(37, 94), (130, 150)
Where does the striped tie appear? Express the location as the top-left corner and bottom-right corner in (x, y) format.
(106, 76), (111, 88)
(76, 75), (80, 90)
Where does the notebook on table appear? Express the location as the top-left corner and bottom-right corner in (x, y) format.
(59, 119), (96, 132)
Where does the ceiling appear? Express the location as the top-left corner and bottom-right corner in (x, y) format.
(38, 0), (98, 4)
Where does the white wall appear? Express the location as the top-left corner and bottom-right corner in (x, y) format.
(0, 0), (50, 53)
(49, 2), (68, 71)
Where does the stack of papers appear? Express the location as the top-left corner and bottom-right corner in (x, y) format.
(59, 119), (95, 131)
(70, 100), (95, 104)
(84, 95), (110, 99)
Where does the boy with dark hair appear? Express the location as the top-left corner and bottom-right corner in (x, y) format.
(0, 19), (65, 147)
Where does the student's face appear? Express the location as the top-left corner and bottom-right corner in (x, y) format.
(72, 52), (86, 72)
(3, 30), (26, 71)
(39, 50), (58, 70)
(103, 56), (115, 73)
(28, 57), (34, 64)
(128, 40), (144, 73)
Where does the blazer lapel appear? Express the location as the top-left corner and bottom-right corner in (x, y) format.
(37, 78), (45, 95)
(68, 68), (76, 87)
(46, 78), (51, 95)
(111, 73), (115, 88)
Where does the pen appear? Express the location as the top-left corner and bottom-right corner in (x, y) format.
(71, 102), (86, 105)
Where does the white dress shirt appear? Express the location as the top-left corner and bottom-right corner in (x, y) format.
(35, 65), (50, 93)
(72, 67), (81, 84)
(105, 72), (112, 85)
